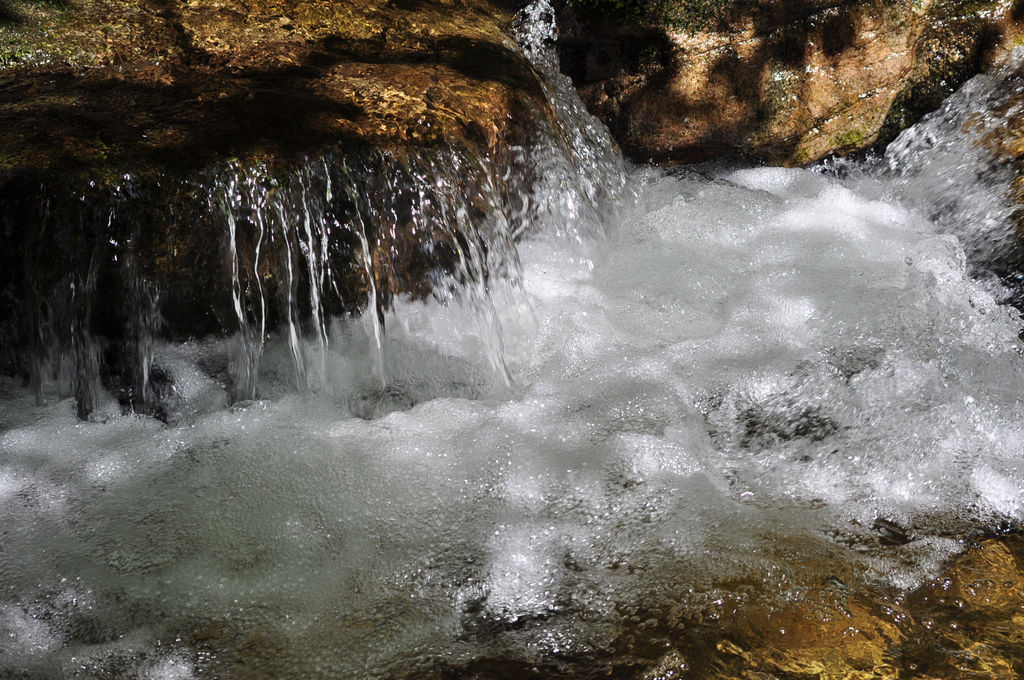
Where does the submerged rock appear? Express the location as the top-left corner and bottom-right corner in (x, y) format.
(694, 534), (1024, 679)
(457, 534), (1024, 679)
(362, 534), (1024, 678)
(557, 0), (1024, 164)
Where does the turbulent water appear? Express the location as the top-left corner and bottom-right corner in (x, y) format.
(4, 5), (1024, 678)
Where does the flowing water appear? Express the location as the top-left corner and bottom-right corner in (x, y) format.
(4, 4), (1024, 678)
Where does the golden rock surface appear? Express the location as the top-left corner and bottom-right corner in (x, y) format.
(642, 536), (1024, 679)
(560, 0), (1024, 165)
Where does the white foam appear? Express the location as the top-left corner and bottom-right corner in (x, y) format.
(3, 161), (1024, 675)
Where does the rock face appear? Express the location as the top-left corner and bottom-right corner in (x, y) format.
(0, 0), (557, 415)
(0, 0), (545, 172)
(978, 73), (1024, 224)
(558, 0), (1024, 164)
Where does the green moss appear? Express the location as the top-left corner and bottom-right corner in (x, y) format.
(830, 127), (866, 149)
(935, 0), (1000, 14)
(0, 8), (98, 68)
(789, 146), (813, 166)
(0, 0), (148, 70)
(0, 145), (24, 171)
(638, 41), (661, 65)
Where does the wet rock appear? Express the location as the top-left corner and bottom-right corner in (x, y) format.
(873, 517), (912, 546)
(635, 535), (1024, 679)
(976, 64), (1024, 235)
(737, 402), (840, 448)
(557, 0), (1024, 164)
(0, 0), (556, 416)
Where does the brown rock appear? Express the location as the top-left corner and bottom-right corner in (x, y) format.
(638, 536), (1024, 679)
(0, 0), (556, 414)
(0, 0), (547, 174)
(431, 535), (1024, 679)
(976, 78), (1024, 221)
(559, 0), (1024, 165)
(602, 536), (1019, 680)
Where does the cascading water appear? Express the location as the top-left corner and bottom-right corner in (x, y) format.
(4, 3), (1024, 677)
(876, 51), (1024, 301)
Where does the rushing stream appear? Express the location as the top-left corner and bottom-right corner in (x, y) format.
(4, 3), (1024, 678)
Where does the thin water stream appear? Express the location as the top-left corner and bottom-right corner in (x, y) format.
(3, 3), (1024, 678)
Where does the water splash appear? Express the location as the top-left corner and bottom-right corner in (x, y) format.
(513, 0), (630, 247)
(883, 47), (1024, 293)
(203, 120), (624, 404)
(122, 234), (162, 412)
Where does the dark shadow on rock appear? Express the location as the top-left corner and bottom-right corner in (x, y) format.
(822, 11), (857, 57)
(0, 27), (543, 176)
(556, 17), (673, 85)
(437, 35), (545, 94)
(558, 0), (864, 163)
(557, 0), (1024, 164)
(0, 2), (23, 23)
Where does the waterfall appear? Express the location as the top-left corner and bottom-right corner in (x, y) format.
(4, 6), (1024, 680)
(0, 0), (628, 420)
(9, 90), (625, 419)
